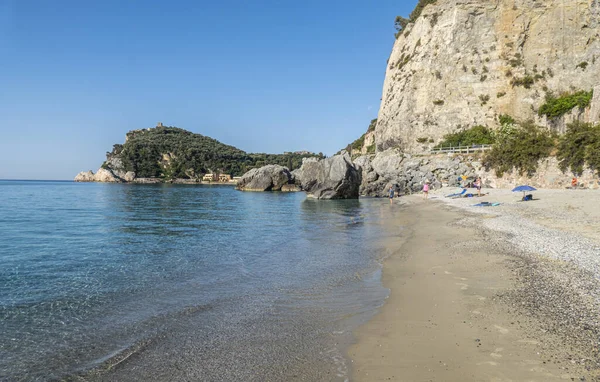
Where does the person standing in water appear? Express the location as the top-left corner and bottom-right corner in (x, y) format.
(423, 181), (430, 199)
(388, 186), (395, 204)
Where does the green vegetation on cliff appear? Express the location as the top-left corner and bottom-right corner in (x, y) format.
(434, 125), (495, 148)
(409, 0), (437, 22)
(556, 121), (600, 175)
(483, 121), (555, 177)
(394, 0), (437, 38)
(342, 118), (377, 158)
(482, 117), (600, 176)
(538, 90), (593, 119)
(109, 126), (323, 179)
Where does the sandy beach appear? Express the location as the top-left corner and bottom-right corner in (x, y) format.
(350, 188), (600, 381)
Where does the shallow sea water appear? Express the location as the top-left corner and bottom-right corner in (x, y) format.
(0, 180), (404, 381)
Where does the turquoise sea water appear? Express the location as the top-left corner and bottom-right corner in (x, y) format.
(0, 180), (401, 381)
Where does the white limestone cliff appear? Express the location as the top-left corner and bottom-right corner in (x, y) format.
(375, 0), (600, 153)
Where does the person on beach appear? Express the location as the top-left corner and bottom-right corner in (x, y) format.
(474, 177), (482, 196)
(572, 177), (578, 189)
(423, 181), (429, 199)
(389, 186), (395, 204)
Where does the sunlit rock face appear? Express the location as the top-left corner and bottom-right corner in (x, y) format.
(375, 0), (600, 153)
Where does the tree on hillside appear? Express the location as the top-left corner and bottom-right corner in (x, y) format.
(395, 16), (409, 32)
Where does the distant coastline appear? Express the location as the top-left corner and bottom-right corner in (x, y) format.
(0, 179), (74, 182)
(75, 124), (324, 185)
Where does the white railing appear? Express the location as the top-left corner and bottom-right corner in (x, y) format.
(430, 144), (493, 154)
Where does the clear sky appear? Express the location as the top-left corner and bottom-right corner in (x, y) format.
(0, 0), (419, 180)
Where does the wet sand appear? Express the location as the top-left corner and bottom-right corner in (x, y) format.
(350, 196), (599, 381)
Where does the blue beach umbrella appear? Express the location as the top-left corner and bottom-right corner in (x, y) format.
(512, 185), (537, 192)
(512, 185), (537, 201)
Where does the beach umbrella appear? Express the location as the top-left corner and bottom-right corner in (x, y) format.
(511, 185), (537, 192)
(512, 185), (536, 200)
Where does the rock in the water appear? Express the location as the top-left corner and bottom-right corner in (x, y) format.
(94, 168), (121, 182)
(74, 168), (122, 183)
(236, 165), (293, 191)
(299, 153), (361, 199)
(74, 171), (96, 182)
(122, 171), (136, 182)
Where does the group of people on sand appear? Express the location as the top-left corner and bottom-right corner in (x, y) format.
(388, 181), (431, 204)
(388, 176), (483, 203)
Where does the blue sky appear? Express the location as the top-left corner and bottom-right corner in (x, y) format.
(0, 0), (419, 180)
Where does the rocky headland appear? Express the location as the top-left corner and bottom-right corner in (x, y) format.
(75, 125), (323, 185)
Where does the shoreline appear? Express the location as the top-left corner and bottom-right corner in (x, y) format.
(350, 191), (600, 381)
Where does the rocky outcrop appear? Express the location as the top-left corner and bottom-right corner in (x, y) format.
(236, 165), (294, 191)
(376, 0), (600, 153)
(75, 154), (136, 183)
(74, 171), (96, 182)
(74, 168), (134, 183)
(297, 153), (361, 199)
(357, 150), (477, 196)
(357, 151), (600, 194)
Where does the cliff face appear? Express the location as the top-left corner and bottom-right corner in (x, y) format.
(376, 0), (600, 153)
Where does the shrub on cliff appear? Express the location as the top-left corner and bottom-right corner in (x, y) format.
(483, 122), (555, 176)
(434, 125), (495, 148)
(498, 114), (515, 126)
(347, 134), (366, 153)
(394, 16), (409, 33)
(409, 0), (437, 22)
(367, 118), (377, 132)
(538, 90), (593, 119)
(394, 0), (437, 38)
(556, 121), (600, 175)
(341, 118), (377, 157)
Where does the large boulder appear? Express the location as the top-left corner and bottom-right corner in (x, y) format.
(74, 171), (96, 182)
(354, 155), (379, 196)
(236, 165), (293, 191)
(357, 150), (407, 197)
(299, 153), (361, 199)
(353, 155), (373, 173)
(291, 168), (303, 185)
(121, 171), (136, 182)
(95, 168), (122, 182)
(371, 149), (404, 177)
